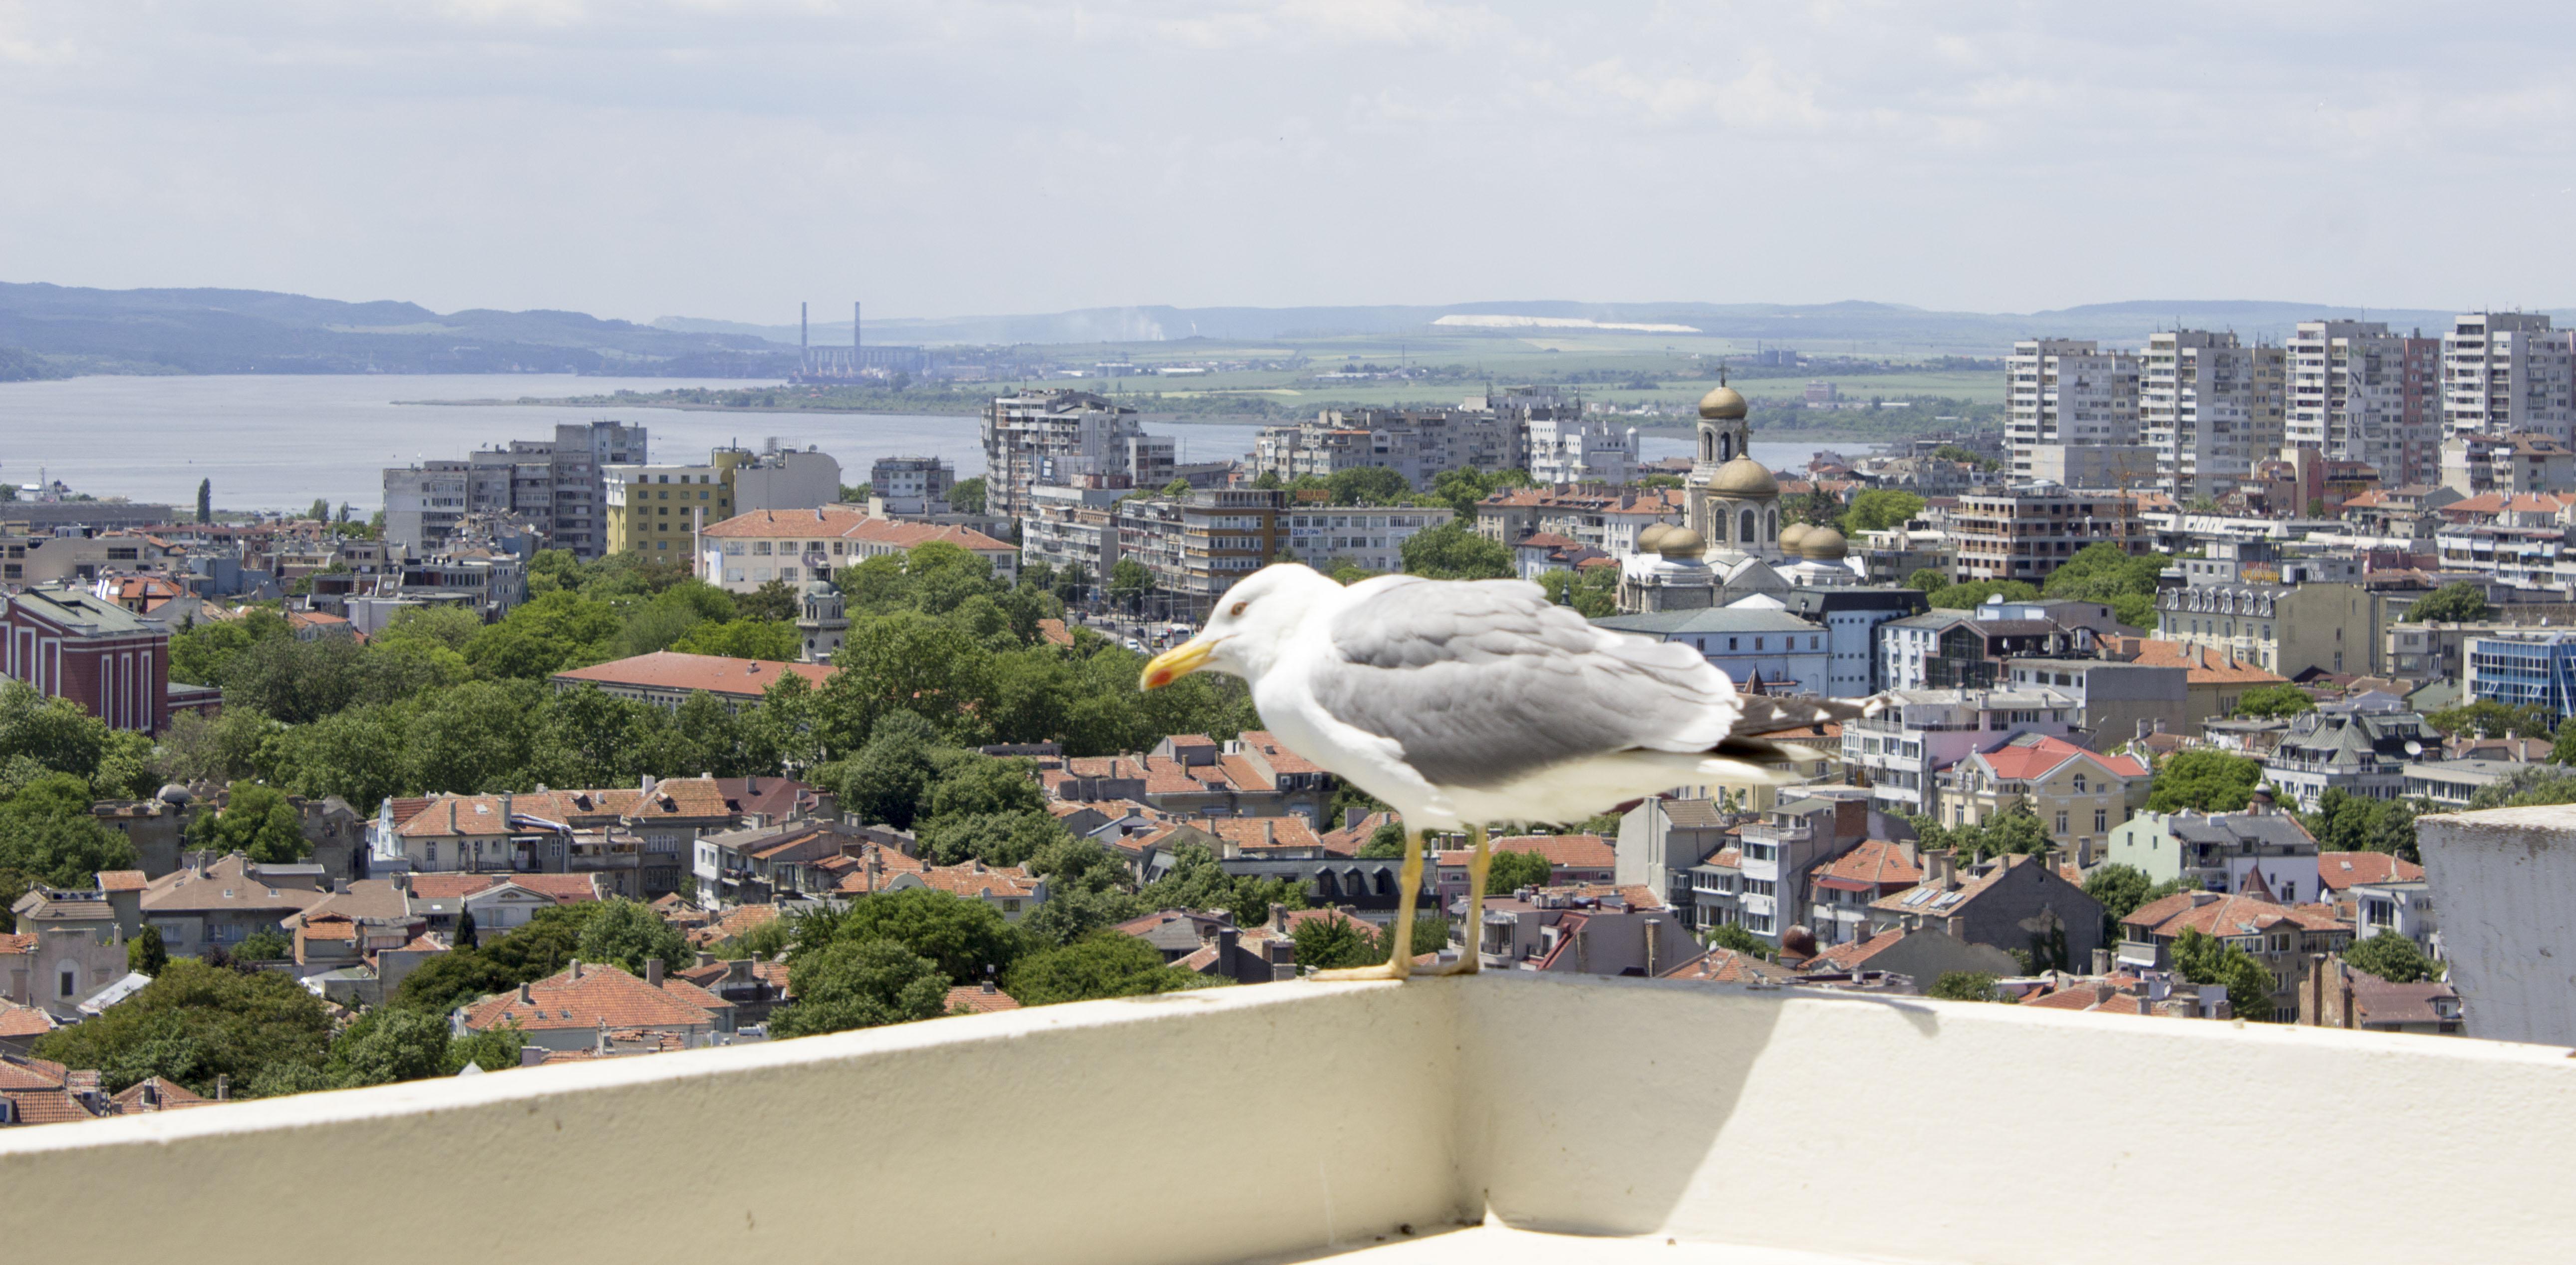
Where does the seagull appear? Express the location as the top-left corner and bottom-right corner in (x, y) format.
(1141, 563), (1873, 980)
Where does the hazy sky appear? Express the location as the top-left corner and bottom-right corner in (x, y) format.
(7, 1), (2576, 322)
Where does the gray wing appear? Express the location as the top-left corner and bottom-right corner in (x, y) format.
(1308, 576), (1742, 789)
(1730, 692), (1884, 738)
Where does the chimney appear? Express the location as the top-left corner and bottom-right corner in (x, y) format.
(214, 1074), (229, 1101)
(596, 1018), (609, 1056)
(571, 957), (583, 978)
(520, 1046), (546, 1068)
(2091, 947), (2112, 975)
(1644, 917), (1662, 977)
(1344, 808), (1362, 832)
(1269, 902), (1288, 933)
(646, 957), (664, 987)
(640, 774), (655, 797)
(1216, 927), (1239, 970)
(501, 790), (514, 823)
(695, 951), (715, 968)
(519, 981), (533, 1003)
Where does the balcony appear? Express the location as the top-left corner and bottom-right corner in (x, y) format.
(7, 974), (2566, 1262)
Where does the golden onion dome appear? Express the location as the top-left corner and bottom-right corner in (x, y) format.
(1697, 383), (1749, 420)
(1777, 521), (1813, 553)
(1635, 523), (1673, 553)
(1707, 455), (1780, 496)
(1800, 526), (1849, 560)
(1656, 526), (1707, 559)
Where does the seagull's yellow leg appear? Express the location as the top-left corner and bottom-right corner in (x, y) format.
(1313, 827), (1424, 981)
(1433, 824), (1488, 975)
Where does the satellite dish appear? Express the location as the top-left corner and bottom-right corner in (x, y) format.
(2404, 739), (2424, 757)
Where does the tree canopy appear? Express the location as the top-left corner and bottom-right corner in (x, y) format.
(2040, 543), (2166, 628)
(1925, 579), (2039, 611)
(1002, 934), (1210, 1005)
(2229, 683), (2317, 720)
(1484, 848), (1554, 895)
(2342, 931), (2442, 985)
(2401, 582), (2493, 624)
(2425, 699), (2556, 739)
(2144, 751), (2266, 813)
(1840, 489), (1926, 536)
(1400, 520), (1514, 581)
(2170, 927), (2279, 1021)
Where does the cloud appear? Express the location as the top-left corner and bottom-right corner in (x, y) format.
(7, 1), (2576, 318)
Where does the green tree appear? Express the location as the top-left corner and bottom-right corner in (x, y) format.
(1485, 848), (1554, 895)
(2230, 684), (2317, 720)
(1708, 923), (1773, 959)
(1003, 933), (1210, 1004)
(2081, 864), (2201, 939)
(0, 772), (136, 887)
(572, 898), (693, 977)
(948, 477), (987, 515)
(1325, 466), (1411, 506)
(0, 680), (113, 782)
(2300, 788), (2424, 862)
(2342, 930), (2441, 984)
(390, 948), (517, 1015)
(196, 478), (212, 524)
(1840, 489), (1926, 535)
(1928, 971), (2003, 1002)
(2041, 542), (2168, 628)
(2426, 699), (2556, 739)
(236, 928), (291, 961)
(2170, 927), (2280, 1021)
(800, 888), (1023, 984)
(1355, 819), (1409, 859)
(1401, 520), (1513, 581)
(1108, 558), (1152, 612)
(771, 939), (951, 1037)
(2401, 581), (2494, 624)
(733, 579), (801, 623)
(1926, 579), (2040, 611)
(1905, 568), (1947, 593)
(445, 1024), (526, 1074)
(2468, 765), (2576, 809)
(454, 909), (479, 950)
(1291, 912), (1378, 971)
(32, 958), (334, 1095)
(819, 710), (942, 828)
(193, 783), (310, 864)
(2144, 750), (2266, 813)
(325, 1007), (452, 1087)
(1538, 566), (1618, 618)
(128, 924), (169, 976)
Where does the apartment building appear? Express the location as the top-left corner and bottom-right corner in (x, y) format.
(381, 420), (646, 558)
(726, 446), (842, 515)
(1932, 733), (2151, 866)
(1525, 412), (1640, 486)
(1950, 481), (2151, 584)
(2141, 330), (2285, 500)
(699, 507), (1015, 592)
(868, 455), (955, 516)
(2264, 698), (2444, 810)
(2005, 338), (2139, 478)
(1472, 485), (1685, 556)
(2441, 312), (2574, 443)
(1252, 409), (1520, 489)
(1019, 485), (1128, 586)
(2154, 578), (2378, 676)
(1277, 501), (1440, 574)
(2439, 432), (2576, 496)
(1152, 488), (1288, 619)
(1840, 686), (2080, 818)
(2463, 630), (2576, 716)
(2286, 320), (2440, 486)
(980, 390), (1170, 520)
(603, 459), (734, 557)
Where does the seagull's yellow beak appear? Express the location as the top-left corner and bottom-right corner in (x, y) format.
(1140, 636), (1220, 690)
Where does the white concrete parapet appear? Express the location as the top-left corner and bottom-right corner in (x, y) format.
(4, 974), (2574, 1264)
(2418, 804), (2576, 1046)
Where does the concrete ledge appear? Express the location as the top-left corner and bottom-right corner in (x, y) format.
(5, 973), (2574, 1265)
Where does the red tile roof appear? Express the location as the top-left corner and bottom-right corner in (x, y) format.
(2123, 891), (2349, 939)
(551, 651), (836, 698)
(1813, 839), (1923, 889)
(1961, 734), (2150, 782)
(2316, 852), (2426, 891)
(945, 985), (1022, 1014)
(457, 962), (732, 1034)
(0, 999), (54, 1039)
(2115, 638), (2288, 686)
(1487, 834), (1615, 870)
(700, 507), (1010, 553)
(1658, 947), (1797, 984)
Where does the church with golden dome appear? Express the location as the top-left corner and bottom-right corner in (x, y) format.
(1687, 373), (1784, 562)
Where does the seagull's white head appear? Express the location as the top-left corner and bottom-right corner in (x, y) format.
(1139, 563), (1339, 690)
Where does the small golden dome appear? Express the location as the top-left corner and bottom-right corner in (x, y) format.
(1800, 526), (1849, 560)
(1656, 526), (1707, 559)
(1635, 523), (1673, 553)
(1777, 522), (1813, 552)
(1697, 384), (1749, 420)
(1707, 456), (1779, 496)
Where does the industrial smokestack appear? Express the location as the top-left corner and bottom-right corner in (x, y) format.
(854, 301), (862, 364)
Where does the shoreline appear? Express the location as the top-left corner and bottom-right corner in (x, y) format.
(390, 395), (1911, 442)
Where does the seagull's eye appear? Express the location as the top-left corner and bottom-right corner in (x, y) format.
(1230, 601), (1248, 617)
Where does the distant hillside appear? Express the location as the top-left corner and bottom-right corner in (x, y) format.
(0, 283), (796, 376)
(656, 298), (2567, 352)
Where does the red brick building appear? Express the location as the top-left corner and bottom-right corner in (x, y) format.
(0, 585), (178, 732)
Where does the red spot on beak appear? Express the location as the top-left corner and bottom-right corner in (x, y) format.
(1146, 669), (1172, 688)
